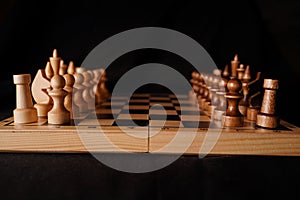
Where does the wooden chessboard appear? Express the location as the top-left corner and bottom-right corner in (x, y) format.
(0, 93), (299, 156)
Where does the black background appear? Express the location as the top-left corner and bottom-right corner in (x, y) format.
(0, 0), (300, 199)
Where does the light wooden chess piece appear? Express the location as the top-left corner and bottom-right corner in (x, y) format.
(73, 72), (88, 113)
(47, 49), (70, 125)
(63, 73), (79, 119)
(256, 79), (280, 128)
(13, 74), (38, 124)
(31, 62), (53, 117)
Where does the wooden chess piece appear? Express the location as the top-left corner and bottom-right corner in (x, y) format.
(256, 79), (280, 128)
(99, 69), (110, 102)
(67, 61), (76, 75)
(236, 64), (245, 80)
(73, 72), (88, 113)
(13, 74), (38, 124)
(246, 91), (261, 121)
(213, 77), (228, 121)
(222, 77), (244, 127)
(47, 49), (70, 125)
(63, 73), (79, 119)
(31, 62), (52, 117)
(230, 54), (239, 78)
(82, 71), (95, 110)
(48, 75), (70, 124)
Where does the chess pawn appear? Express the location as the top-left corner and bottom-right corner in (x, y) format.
(222, 77), (244, 127)
(73, 73), (88, 113)
(63, 74), (79, 119)
(256, 79), (280, 128)
(82, 71), (95, 110)
(213, 77), (228, 121)
(13, 74), (38, 124)
(47, 75), (70, 125)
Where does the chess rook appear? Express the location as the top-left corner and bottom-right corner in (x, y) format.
(256, 79), (280, 128)
(13, 74), (38, 124)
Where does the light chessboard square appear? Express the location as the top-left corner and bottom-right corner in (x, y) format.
(117, 114), (149, 120)
(149, 109), (178, 115)
(180, 115), (210, 122)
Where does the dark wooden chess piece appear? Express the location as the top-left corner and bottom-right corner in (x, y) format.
(222, 77), (244, 127)
(256, 79), (280, 128)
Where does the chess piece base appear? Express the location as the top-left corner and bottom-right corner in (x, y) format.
(247, 107), (260, 121)
(222, 115), (244, 127)
(34, 103), (52, 117)
(48, 112), (70, 125)
(213, 109), (225, 121)
(13, 107), (38, 124)
(256, 113), (279, 129)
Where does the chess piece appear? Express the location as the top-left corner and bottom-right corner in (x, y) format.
(256, 79), (280, 128)
(31, 62), (52, 116)
(73, 72), (88, 113)
(47, 49), (70, 125)
(63, 73), (79, 119)
(213, 77), (228, 121)
(48, 75), (70, 124)
(67, 61), (76, 75)
(82, 71), (95, 110)
(59, 60), (67, 75)
(230, 54), (239, 78)
(99, 69), (110, 102)
(222, 64), (230, 79)
(222, 77), (244, 127)
(45, 61), (54, 80)
(13, 74), (38, 123)
(236, 64), (245, 80)
(246, 91), (261, 121)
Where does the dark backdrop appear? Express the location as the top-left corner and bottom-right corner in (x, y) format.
(0, 1), (300, 199)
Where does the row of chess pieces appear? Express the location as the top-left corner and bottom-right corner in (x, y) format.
(13, 49), (110, 125)
(189, 54), (280, 129)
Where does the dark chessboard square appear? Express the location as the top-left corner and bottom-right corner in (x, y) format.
(150, 99), (171, 103)
(149, 106), (175, 110)
(121, 109), (149, 114)
(180, 110), (201, 115)
(182, 121), (210, 128)
(149, 114), (180, 121)
(113, 119), (149, 127)
(96, 113), (114, 119)
(129, 102), (149, 106)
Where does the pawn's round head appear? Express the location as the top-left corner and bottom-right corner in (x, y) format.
(227, 78), (242, 92)
(63, 74), (75, 87)
(50, 75), (65, 89)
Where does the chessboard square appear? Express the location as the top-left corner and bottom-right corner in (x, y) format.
(117, 114), (149, 120)
(180, 110), (201, 115)
(95, 109), (121, 115)
(114, 119), (149, 127)
(180, 115), (210, 122)
(129, 99), (150, 103)
(182, 121), (210, 128)
(96, 113), (114, 119)
(78, 119), (115, 126)
(149, 120), (183, 127)
(121, 109), (149, 114)
(150, 102), (173, 107)
(175, 106), (199, 111)
(149, 97), (171, 102)
(123, 105), (149, 110)
(149, 114), (180, 121)
(131, 93), (150, 98)
(169, 94), (188, 99)
(149, 109), (178, 115)
(149, 105), (175, 110)
(129, 102), (149, 106)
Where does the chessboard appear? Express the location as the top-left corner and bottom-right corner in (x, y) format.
(0, 92), (299, 156)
